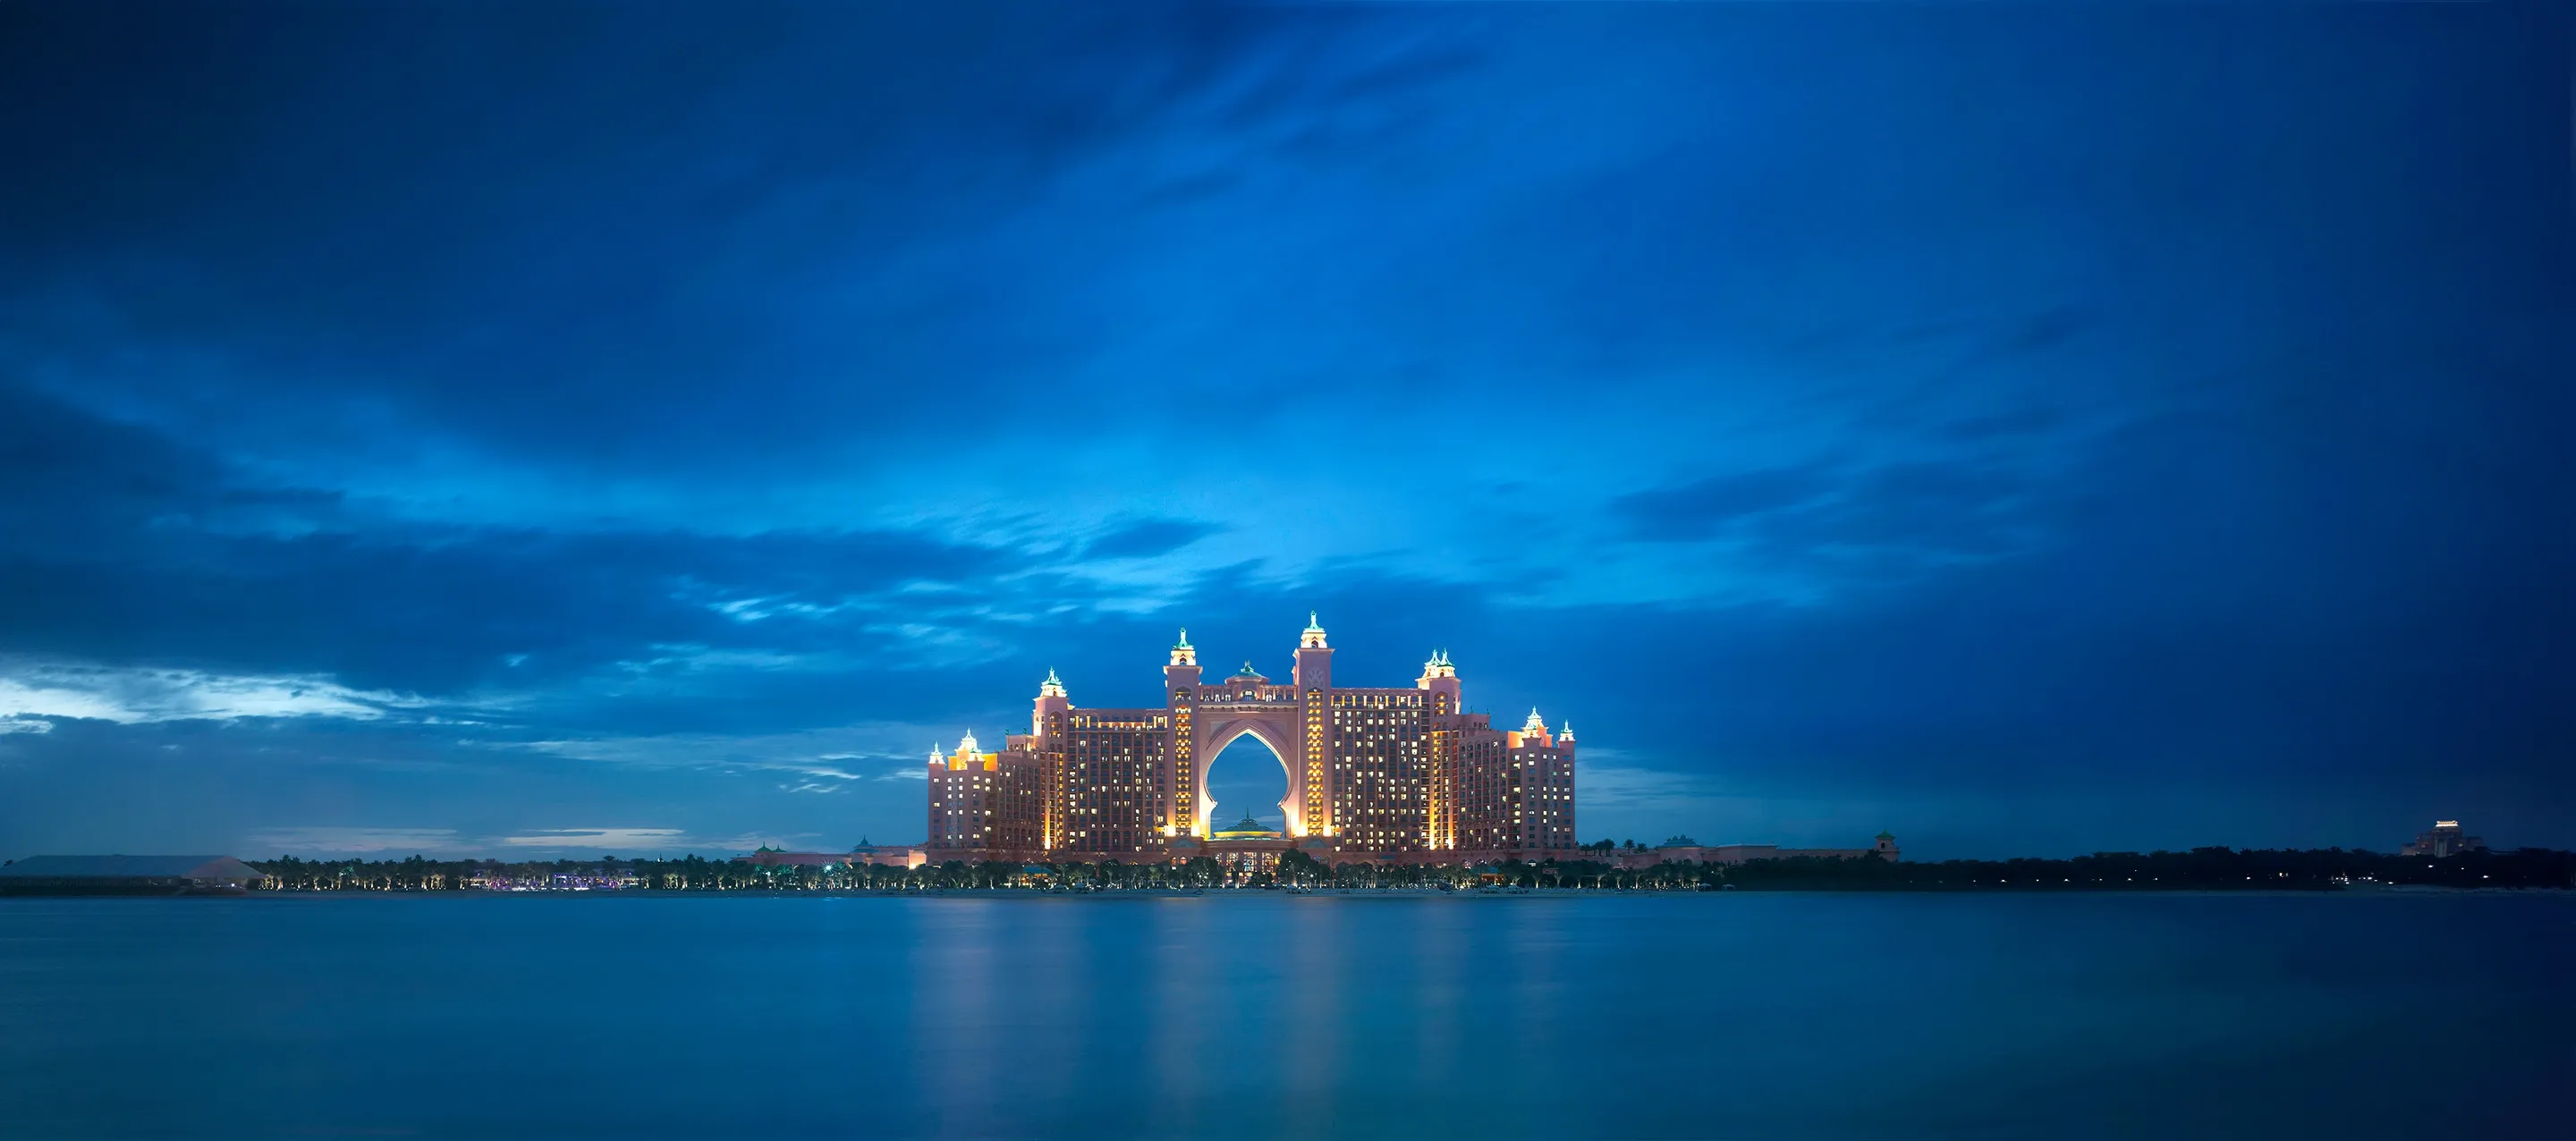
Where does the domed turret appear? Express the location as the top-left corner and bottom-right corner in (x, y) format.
(1033, 669), (1072, 739)
(1414, 648), (1462, 709)
(1164, 626), (1204, 695)
(1213, 813), (1284, 840)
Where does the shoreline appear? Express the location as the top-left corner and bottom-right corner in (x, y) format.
(9, 883), (2567, 900)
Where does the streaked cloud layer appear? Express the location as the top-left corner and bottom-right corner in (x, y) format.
(1, 4), (2566, 858)
(0, 662), (433, 726)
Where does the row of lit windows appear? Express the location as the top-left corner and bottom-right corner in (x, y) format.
(1329, 691), (1426, 708)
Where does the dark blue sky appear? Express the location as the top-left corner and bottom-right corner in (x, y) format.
(2, 3), (2567, 859)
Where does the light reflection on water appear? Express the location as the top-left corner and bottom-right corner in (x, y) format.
(0, 892), (2567, 1139)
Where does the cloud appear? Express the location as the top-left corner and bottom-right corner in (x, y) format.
(1610, 466), (1837, 541)
(242, 824), (739, 857)
(0, 384), (1089, 697)
(0, 382), (342, 552)
(1603, 459), (2052, 596)
(1575, 757), (1729, 812)
(1941, 405), (2063, 441)
(1737, 461), (2046, 567)
(499, 827), (687, 849)
(513, 723), (950, 779)
(1081, 518), (1219, 561)
(0, 716), (54, 735)
(243, 826), (470, 854)
(2000, 306), (2090, 353)
(0, 661), (432, 725)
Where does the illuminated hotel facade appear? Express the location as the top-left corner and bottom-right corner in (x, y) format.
(925, 616), (1578, 864)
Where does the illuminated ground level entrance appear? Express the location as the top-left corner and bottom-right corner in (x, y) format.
(1167, 813), (1325, 881)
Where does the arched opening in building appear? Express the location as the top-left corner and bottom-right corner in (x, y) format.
(1203, 731), (1290, 833)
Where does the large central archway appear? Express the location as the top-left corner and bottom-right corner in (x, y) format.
(1201, 731), (1292, 835)
(1195, 713), (1304, 836)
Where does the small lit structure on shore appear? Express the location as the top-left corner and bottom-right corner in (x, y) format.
(732, 841), (926, 870)
(2400, 820), (2486, 858)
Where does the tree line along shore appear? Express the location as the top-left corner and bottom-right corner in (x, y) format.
(235, 846), (2576, 892)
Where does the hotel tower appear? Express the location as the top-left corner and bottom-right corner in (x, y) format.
(926, 616), (1577, 863)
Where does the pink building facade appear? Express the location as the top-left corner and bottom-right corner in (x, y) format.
(926, 617), (1580, 863)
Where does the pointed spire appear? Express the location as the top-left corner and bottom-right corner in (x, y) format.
(960, 728), (979, 754)
(1039, 668), (1066, 697)
(1523, 707), (1546, 734)
(1175, 627), (1191, 648)
(1559, 722), (1575, 742)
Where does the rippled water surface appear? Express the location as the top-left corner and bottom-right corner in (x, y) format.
(1, 892), (2568, 1139)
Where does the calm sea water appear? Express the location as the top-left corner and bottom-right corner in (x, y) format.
(1, 891), (2567, 1139)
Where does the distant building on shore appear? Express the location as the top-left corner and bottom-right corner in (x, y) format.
(0, 855), (269, 895)
(1641, 832), (1900, 867)
(2400, 821), (2487, 858)
(848, 840), (928, 868)
(731, 841), (926, 869)
(732, 847), (842, 868)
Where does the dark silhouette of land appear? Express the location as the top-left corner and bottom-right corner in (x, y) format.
(176, 845), (2576, 893)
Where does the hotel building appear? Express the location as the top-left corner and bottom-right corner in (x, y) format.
(925, 616), (1578, 863)
(2399, 820), (2487, 858)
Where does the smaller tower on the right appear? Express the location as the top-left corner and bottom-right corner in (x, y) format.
(1874, 831), (1901, 861)
(1499, 708), (1576, 851)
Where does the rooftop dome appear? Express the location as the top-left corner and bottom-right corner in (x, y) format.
(1214, 814), (1282, 839)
